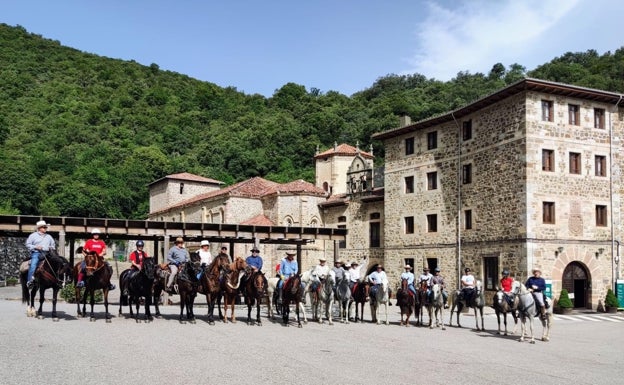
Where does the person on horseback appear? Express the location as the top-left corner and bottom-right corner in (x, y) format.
(195, 240), (213, 279)
(400, 264), (416, 297)
(368, 264), (387, 303)
(418, 267), (433, 298)
(310, 257), (330, 292)
(348, 261), (360, 292)
(525, 268), (547, 319)
(166, 237), (188, 294)
(241, 246), (263, 288)
(77, 228), (115, 290)
(431, 267), (449, 308)
(277, 251), (298, 304)
(128, 240), (149, 277)
(500, 269), (514, 307)
(25, 220), (56, 289)
(332, 259), (345, 298)
(460, 267), (475, 304)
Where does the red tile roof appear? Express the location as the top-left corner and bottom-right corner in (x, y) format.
(240, 214), (275, 226)
(314, 143), (374, 159)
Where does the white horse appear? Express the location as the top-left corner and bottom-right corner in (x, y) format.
(335, 271), (352, 324)
(511, 281), (553, 343)
(428, 284), (446, 330)
(369, 277), (389, 325)
(449, 280), (485, 331)
(311, 270), (335, 325)
(267, 276), (307, 324)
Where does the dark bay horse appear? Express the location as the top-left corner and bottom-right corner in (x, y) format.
(244, 270), (268, 326)
(219, 257), (248, 323)
(348, 281), (369, 323)
(73, 251), (112, 322)
(416, 280), (431, 327)
(20, 249), (72, 320)
(282, 275), (304, 327)
(396, 278), (415, 326)
(197, 253), (230, 325)
(118, 257), (156, 323)
(175, 256), (202, 324)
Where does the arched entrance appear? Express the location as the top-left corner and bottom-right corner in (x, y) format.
(562, 262), (590, 308)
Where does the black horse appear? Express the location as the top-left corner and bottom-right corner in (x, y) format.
(73, 250), (113, 322)
(20, 249), (72, 320)
(175, 256), (201, 324)
(281, 274), (304, 328)
(118, 257), (156, 322)
(244, 270), (268, 326)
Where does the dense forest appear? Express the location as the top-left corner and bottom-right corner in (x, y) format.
(1, 24), (623, 219)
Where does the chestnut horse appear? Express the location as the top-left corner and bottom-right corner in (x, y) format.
(73, 251), (112, 322)
(219, 257), (248, 323)
(281, 274), (304, 327)
(395, 278), (415, 326)
(244, 270), (268, 326)
(20, 249), (72, 320)
(197, 252), (230, 325)
(416, 280), (431, 327)
(118, 257), (156, 323)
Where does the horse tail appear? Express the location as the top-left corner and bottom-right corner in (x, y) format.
(20, 270), (29, 304)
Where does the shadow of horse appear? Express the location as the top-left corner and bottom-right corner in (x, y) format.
(449, 280), (485, 331)
(118, 257), (156, 323)
(20, 249), (72, 321)
(492, 288), (518, 336)
(244, 270), (268, 326)
(73, 251), (112, 322)
(396, 278), (415, 326)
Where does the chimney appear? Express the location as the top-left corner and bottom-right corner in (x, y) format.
(399, 115), (411, 127)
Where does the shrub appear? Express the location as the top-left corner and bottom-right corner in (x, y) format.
(6, 276), (18, 285)
(60, 283), (103, 303)
(605, 288), (620, 308)
(557, 289), (573, 308)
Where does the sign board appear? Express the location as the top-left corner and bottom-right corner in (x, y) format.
(544, 279), (552, 299)
(617, 280), (624, 307)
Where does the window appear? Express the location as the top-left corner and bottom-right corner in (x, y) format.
(569, 152), (581, 174)
(427, 172), (437, 190)
(369, 222), (381, 248)
(427, 131), (438, 150)
(404, 216), (414, 234)
(405, 137), (414, 155)
(543, 202), (555, 224)
(462, 120), (472, 141)
(404, 176), (414, 194)
(426, 214), (437, 232)
(338, 216), (347, 249)
(568, 104), (580, 125)
(594, 108), (605, 129)
(595, 155), (606, 177)
(462, 164), (472, 184)
(464, 209), (473, 230)
(427, 258), (438, 271)
(542, 149), (555, 172)
(596, 205), (608, 227)
(484, 257), (499, 291)
(541, 100), (553, 122)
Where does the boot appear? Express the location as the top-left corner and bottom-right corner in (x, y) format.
(278, 288), (283, 305)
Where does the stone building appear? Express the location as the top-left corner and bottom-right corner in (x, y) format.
(372, 78), (623, 310)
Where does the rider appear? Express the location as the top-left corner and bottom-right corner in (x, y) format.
(460, 267), (475, 304)
(195, 240), (212, 279)
(242, 246), (263, 287)
(128, 240), (149, 276)
(166, 237), (189, 294)
(431, 267), (449, 308)
(332, 259), (345, 298)
(368, 264), (387, 303)
(348, 261), (360, 292)
(525, 268), (547, 319)
(500, 269), (514, 306)
(310, 257), (330, 292)
(77, 228), (115, 290)
(25, 220), (56, 289)
(277, 251), (298, 304)
(418, 267), (434, 298)
(400, 264), (416, 297)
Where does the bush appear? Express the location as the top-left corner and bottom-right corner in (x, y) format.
(60, 283), (103, 303)
(6, 277), (18, 285)
(557, 289), (573, 308)
(605, 289), (620, 308)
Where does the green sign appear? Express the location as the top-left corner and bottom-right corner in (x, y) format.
(544, 279), (552, 299)
(617, 280), (624, 307)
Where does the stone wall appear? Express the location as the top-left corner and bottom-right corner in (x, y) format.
(0, 237), (28, 282)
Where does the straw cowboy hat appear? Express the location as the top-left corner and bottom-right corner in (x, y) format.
(36, 220), (49, 229)
(404, 264), (412, 269)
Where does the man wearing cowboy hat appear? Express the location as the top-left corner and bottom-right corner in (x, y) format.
(278, 251), (298, 304)
(245, 246), (263, 273)
(25, 220), (56, 288)
(525, 268), (547, 319)
(418, 267), (434, 299)
(166, 237), (189, 293)
(431, 267), (449, 308)
(400, 264), (416, 297)
(310, 256), (330, 292)
(348, 261), (361, 290)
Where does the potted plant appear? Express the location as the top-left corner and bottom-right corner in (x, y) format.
(6, 277), (18, 286)
(605, 289), (620, 313)
(555, 288), (573, 314)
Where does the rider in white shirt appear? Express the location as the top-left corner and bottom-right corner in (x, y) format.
(460, 267), (476, 303)
(310, 257), (330, 291)
(348, 261), (361, 291)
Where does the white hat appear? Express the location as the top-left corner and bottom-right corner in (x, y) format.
(200, 240), (210, 246)
(404, 264), (412, 269)
(319, 257), (327, 262)
(335, 259), (343, 264)
(36, 220), (49, 228)
(91, 228), (101, 234)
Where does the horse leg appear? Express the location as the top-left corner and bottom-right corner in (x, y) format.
(542, 314), (551, 342)
(383, 302), (388, 325)
(327, 297), (334, 325)
(36, 287), (45, 319)
(104, 289), (111, 323)
(295, 300), (302, 328)
(145, 293), (153, 322)
(229, 297), (236, 323)
(297, 300), (308, 324)
(255, 300), (262, 326)
(51, 288), (59, 321)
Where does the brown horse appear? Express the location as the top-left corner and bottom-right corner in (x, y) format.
(197, 253), (230, 325)
(396, 278), (415, 326)
(281, 274), (304, 327)
(416, 280), (431, 327)
(348, 281), (369, 323)
(244, 270), (268, 326)
(219, 257), (248, 323)
(73, 251), (112, 322)
(493, 289), (519, 335)
(20, 249), (72, 320)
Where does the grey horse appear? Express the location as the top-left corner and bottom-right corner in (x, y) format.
(335, 272), (352, 324)
(449, 280), (485, 331)
(428, 284), (446, 330)
(512, 281), (553, 343)
(492, 288), (519, 335)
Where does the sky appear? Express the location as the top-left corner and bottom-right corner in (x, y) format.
(3, 0), (624, 97)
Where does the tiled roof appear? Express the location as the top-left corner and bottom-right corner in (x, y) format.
(269, 179), (326, 196)
(240, 214), (275, 226)
(148, 172), (224, 186)
(314, 143), (374, 159)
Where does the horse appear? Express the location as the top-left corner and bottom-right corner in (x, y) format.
(267, 276), (280, 318)
(416, 280), (431, 327)
(118, 257), (156, 323)
(428, 284), (446, 330)
(20, 249), (72, 320)
(335, 272), (352, 324)
(492, 288), (519, 336)
(174, 255), (202, 324)
(197, 252), (230, 325)
(281, 274), (305, 327)
(349, 280), (369, 323)
(395, 278), (415, 326)
(511, 281), (553, 343)
(369, 277), (390, 325)
(219, 256), (248, 323)
(73, 250), (112, 322)
(244, 270), (268, 326)
(449, 280), (485, 331)
(311, 270), (335, 325)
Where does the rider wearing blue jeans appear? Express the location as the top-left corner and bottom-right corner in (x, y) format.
(400, 265), (416, 296)
(278, 251), (298, 303)
(25, 221), (56, 288)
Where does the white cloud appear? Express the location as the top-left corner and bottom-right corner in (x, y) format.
(404, 0), (581, 80)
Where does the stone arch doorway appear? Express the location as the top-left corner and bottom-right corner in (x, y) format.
(562, 262), (590, 309)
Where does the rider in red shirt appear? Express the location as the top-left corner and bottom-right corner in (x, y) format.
(129, 240), (148, 271)
(77, 228), (115, 290)
(500, 269), (514, 306)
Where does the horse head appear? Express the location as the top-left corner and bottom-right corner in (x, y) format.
(401, 277), (409, 291)
(251, 271), (267, 297)
(142, 257), (156, 280)
(83, 251), (103, 277)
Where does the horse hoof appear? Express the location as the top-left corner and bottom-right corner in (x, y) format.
(53, 317), (59, 322)
(257, 322), (262, 326)
(530, 340), (535, 344)
(298, 324), (303, 328)
(190, 320), (196, 324)
(542, 337), (549, 342)
(303, 320), (308, 325)
(37, 315), (44, 320)
(106, 318), (112, 323)
(90, 318), (96, 322)
(441, 327), (446, 330)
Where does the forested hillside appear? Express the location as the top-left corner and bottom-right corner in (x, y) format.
(1, 24), (623, 219)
